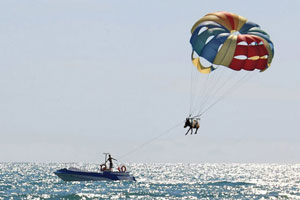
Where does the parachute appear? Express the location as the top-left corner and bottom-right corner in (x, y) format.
(188, 11), (274, 118)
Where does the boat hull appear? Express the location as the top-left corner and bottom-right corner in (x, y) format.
(54, 168), (136, 181)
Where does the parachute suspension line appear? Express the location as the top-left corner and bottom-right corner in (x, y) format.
(196, 65), (226, 116)
(195, 69), (214, 115)
(196, 68), (237, 116)
(189, 63), (212, 117)
(197, 71), (258, 117)
(190, 69), (211, 117)
(193, 66), (221, 117)
(118, 120), (184, 161)
(197, 66), (224, 113)
(189, 65), (201, 116)
(189, 64), (195, 116)
(197, 72), (252, 117)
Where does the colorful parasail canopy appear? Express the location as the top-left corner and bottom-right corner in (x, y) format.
(190, 11), (274, 74)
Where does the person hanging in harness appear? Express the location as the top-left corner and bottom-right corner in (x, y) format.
(105, 154), (117, 171)
(184, 117), (200, 135)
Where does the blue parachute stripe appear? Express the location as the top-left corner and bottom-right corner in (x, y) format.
(200, 33), (229, 62)
(247, 28), (270, 38)
(248, 32), (271, 42)
(190, 28), (208, 55)
(190, 27), (201, 49)
(190, 23), (226, 47)
(239, 21), (260, 34)
(190, 26), (227, 56)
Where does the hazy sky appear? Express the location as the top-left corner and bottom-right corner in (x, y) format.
(0, 0), (299, 163)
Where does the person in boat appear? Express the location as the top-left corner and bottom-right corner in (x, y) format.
(105, 154), (117, 170)
(184, 117), (200, 135)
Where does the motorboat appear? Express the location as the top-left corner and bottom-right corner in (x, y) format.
(54, 153), (136, 181)
(54, 167), (136, 181)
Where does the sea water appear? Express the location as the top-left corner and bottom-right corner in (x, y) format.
(0, 163), (299, 199)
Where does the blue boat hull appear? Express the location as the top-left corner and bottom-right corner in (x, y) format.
(54, 168), (136, 181)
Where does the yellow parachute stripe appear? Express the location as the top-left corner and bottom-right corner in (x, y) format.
(213, 35), (237, 66)
(206, 12), (233, 30)
(191, 15), (231, 33)
(191, 12), (248, 33)
(249, 56), (260, 60)
(236, 15), (247, 30)
(191, 52), (212, 74)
